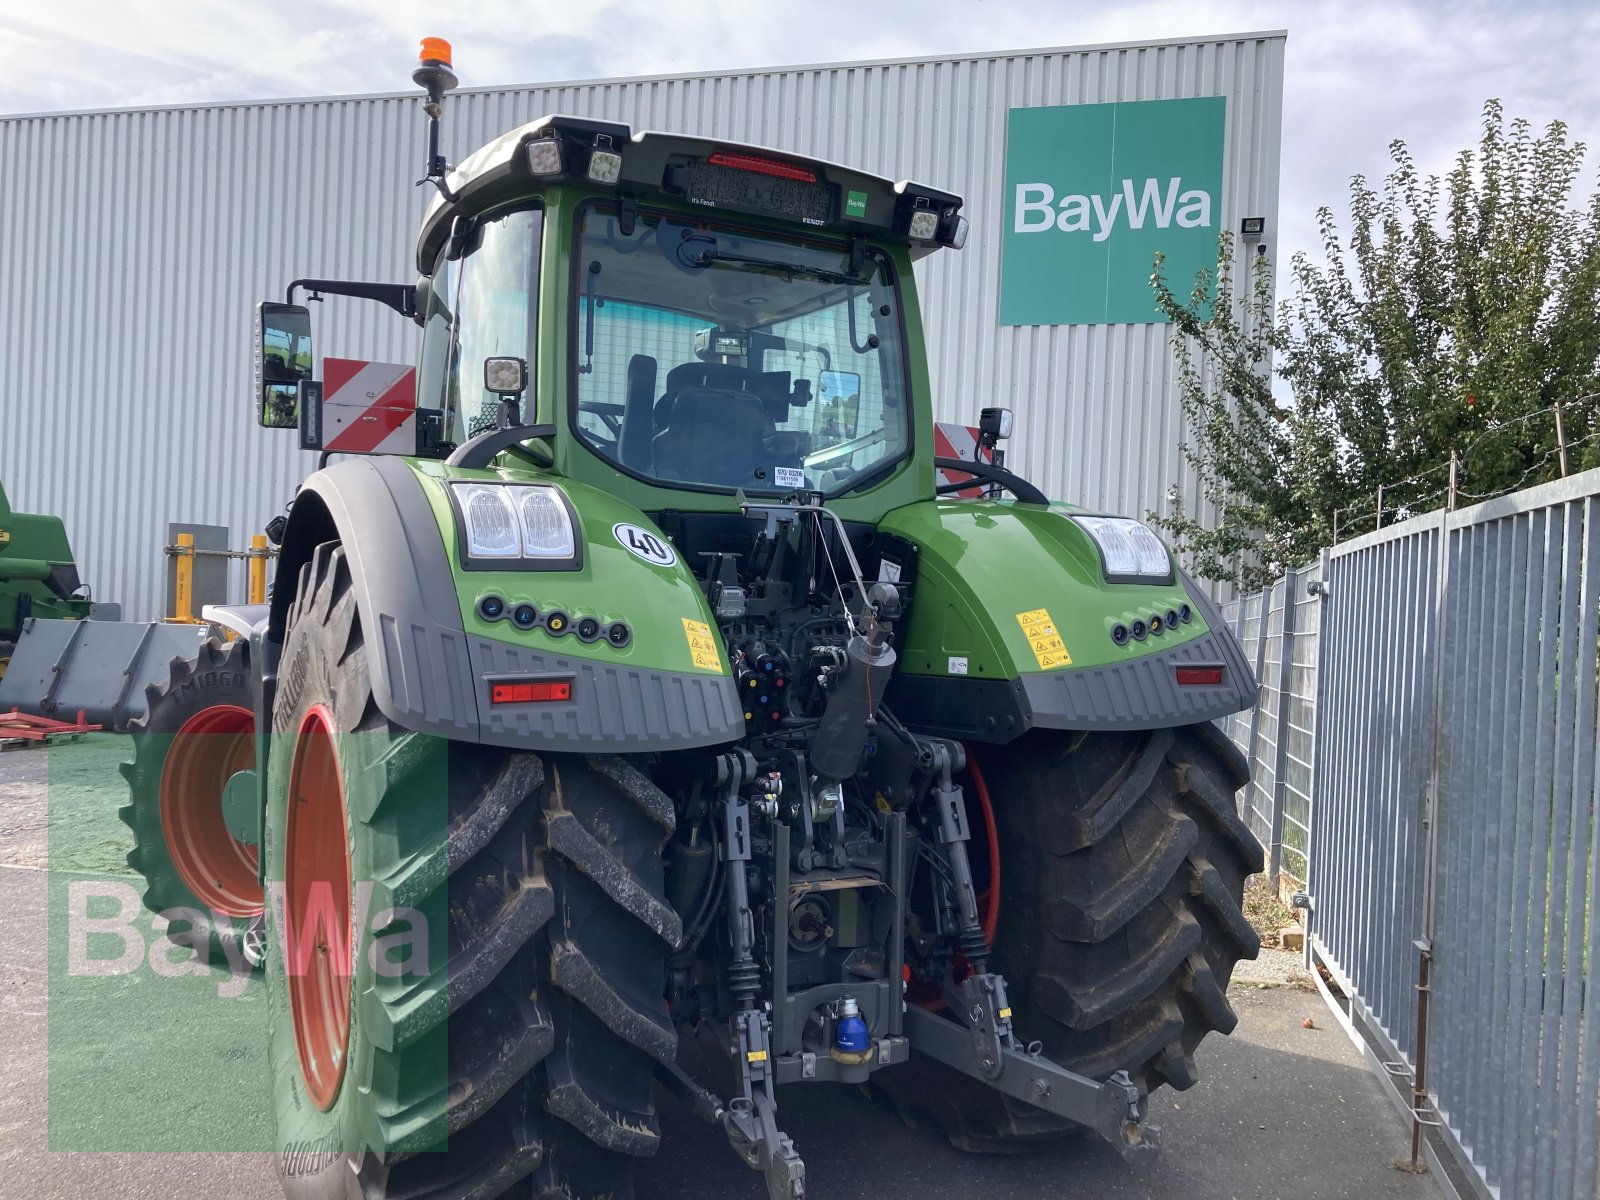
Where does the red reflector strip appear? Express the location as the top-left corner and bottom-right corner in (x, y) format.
(707, 151), (817, 182)
(491, 681), (572, 704)
(1175, 666), (1224, 687)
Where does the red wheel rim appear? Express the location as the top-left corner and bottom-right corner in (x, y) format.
(159, 704), (262, 916)
(284, 704), (353, 1111)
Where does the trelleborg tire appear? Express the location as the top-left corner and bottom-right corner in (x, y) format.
(266, 541), (681, 1200)
(119, 636), (262, 964)
(893, 723), (1264, 1151)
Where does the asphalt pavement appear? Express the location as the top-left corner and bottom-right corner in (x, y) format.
(1, 736), (1445, 1200)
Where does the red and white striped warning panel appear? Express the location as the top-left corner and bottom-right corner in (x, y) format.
(934, 422), (994, 497)
(322, 358), (418, 455)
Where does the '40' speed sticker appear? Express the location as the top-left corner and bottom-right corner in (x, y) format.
(613, 522), (677, 567)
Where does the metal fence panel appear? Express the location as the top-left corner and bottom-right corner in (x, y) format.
(1421, 493), (1600, 1199)
(1218, 559), (1322, 885)
(1309, 521), (1438, 1065)
(1292, 468), (1600, 1200)
(1278, 560), (1321, 879)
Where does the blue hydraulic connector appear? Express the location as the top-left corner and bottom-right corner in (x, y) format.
(835, 995), (869, 1053)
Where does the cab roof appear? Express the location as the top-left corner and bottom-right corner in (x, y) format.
(416, 115), (966, 273)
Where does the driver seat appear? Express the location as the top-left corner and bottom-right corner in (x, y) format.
(652, 387), (773, 486)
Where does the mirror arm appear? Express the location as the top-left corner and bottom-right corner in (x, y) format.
(287, 278), (424, 323)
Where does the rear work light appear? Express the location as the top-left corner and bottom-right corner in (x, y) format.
(1174, 665), (1224, 687)
(708, 151), (817, 183)
(490, 680), (572, 704)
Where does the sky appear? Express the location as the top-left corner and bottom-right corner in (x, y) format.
(3, 0), (1597, 282)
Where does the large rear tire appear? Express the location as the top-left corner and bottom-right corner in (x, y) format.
(119, 637), (262, 964)
(893, 723), (1263, 1151)
(266, 541), (681, 1200)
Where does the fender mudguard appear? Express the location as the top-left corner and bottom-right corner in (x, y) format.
(877, 500), (1257, 742)
(268, 455), (743, 751)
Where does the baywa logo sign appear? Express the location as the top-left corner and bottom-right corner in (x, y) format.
(999, 96), (1226, 326)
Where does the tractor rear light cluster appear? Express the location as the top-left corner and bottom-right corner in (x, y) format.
(490, 680), (572, 704)
(1175, 665), (1225, 687)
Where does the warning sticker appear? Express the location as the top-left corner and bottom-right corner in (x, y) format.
(1016, 608), (1072, 670)
(682, 618), (723, 672)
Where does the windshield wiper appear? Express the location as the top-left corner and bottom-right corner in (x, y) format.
(688, 247), (866, 286)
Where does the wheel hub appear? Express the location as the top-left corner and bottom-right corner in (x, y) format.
(159, 703), (261, 916)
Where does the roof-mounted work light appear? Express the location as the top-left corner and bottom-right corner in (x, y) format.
(517, 116), (632, 184)
(893, 181), (967, 249)
(586, 134), (623, 184)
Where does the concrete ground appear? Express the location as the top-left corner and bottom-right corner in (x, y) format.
(1, 736), (1444, 1200)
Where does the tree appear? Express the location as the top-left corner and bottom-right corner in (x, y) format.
(1154, 100), (1600, 590)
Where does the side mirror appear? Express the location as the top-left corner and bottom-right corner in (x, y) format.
(818, 369), (863, 437)
(255, 302), (314, 429)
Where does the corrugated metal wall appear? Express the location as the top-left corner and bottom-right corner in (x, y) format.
(0, 33), (1284, 619)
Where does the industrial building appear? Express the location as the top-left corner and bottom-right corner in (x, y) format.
(0, 31), (1284, 618)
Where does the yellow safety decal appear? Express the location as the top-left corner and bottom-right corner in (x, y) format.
(683, 618), (723, 672)
(747, 1050), (768, 1062)
(998, 1007), (1012, 1020)
(1016, 608), (1072, 670)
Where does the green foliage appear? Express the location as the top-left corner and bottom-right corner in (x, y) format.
(1154, 100), (1600, 589)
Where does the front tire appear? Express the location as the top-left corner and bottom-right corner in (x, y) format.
(266, 541), (680, 1200)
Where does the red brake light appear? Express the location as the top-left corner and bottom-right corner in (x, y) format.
(491, 680), (572, 704)
(707, 151), (817, 183)
(1175, 666), (1224, 687)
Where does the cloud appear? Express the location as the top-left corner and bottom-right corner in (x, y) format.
(4, 0), (1597, 272)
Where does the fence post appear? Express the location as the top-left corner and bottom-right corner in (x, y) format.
(1243, 590), (1271, 785)
(1265, 565), (1300, 882)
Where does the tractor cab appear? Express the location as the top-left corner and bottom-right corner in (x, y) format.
(257, 109), (970, 535)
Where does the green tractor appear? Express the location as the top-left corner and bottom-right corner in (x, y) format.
(127, 42), (1263, 1200)
(0, 478), (94, 676)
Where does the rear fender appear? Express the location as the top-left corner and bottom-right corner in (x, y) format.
(266, 455), (743, 751)
(878, 499), (1256, 742)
